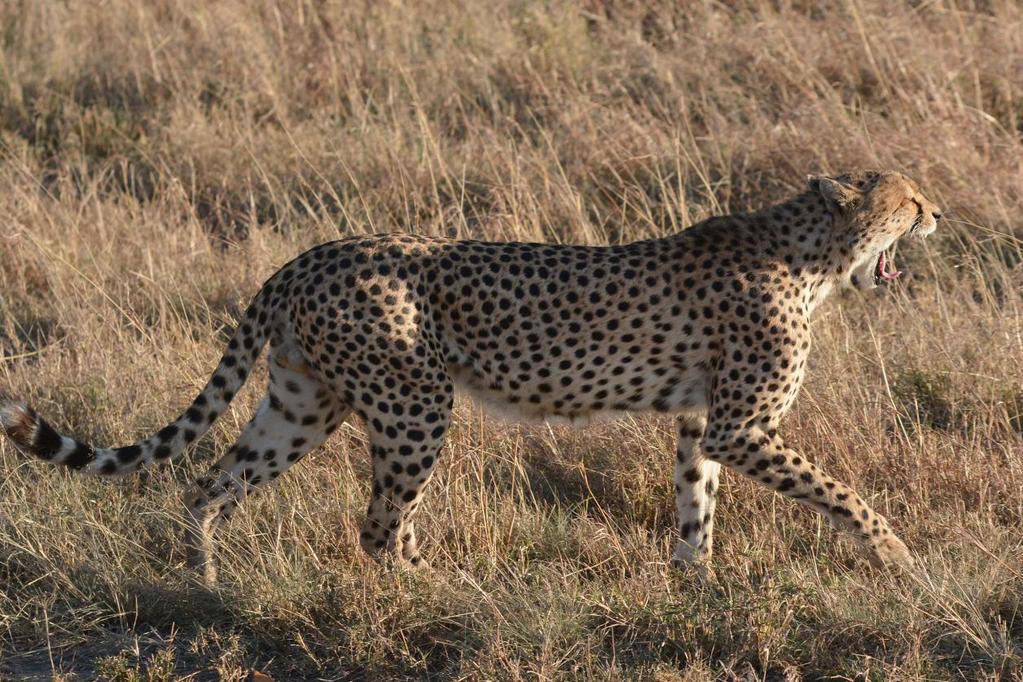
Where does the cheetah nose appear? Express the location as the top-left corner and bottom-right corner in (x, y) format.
(932, 212), (942, 222)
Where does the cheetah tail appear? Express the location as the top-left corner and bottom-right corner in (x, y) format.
(0, 288), (274, 476)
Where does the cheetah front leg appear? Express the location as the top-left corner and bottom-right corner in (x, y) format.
(670, 415), (721, 576)
(693, 340), (915, 570)
(701, 423), (913, 569)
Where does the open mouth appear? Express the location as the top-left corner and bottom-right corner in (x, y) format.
(874, 248), (902, 285)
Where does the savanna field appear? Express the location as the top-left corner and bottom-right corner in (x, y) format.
(1, 1), (1022, 679)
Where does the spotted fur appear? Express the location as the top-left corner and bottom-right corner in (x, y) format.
(0, 170), (942, 580)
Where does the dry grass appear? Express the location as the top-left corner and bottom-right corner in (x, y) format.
(1, 0), (1021, 679)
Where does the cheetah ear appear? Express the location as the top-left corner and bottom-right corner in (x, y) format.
(807, 175), (862, 212)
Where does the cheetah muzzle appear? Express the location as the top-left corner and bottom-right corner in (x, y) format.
(1, 170), (943, 582)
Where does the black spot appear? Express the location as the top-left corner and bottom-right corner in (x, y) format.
(32, 420), (63, 460)
(158, 425), (179, 442)
(116, 445), (141, 463)
(65, 442), (94, 469)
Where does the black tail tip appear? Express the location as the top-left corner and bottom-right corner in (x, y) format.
(0, 402), (38, 450)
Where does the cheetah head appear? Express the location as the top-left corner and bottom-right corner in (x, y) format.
(809, 170), (942, 291)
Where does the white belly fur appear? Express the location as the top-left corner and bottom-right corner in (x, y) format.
(449, 364), (708, 427)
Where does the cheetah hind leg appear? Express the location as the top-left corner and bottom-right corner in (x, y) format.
(183, 351), (347, 584)
(358, 387), (452, 571)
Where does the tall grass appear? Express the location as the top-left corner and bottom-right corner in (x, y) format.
(1, 0), (1021, 678)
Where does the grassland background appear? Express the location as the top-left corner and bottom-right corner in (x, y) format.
(1, 0), (1022, 679)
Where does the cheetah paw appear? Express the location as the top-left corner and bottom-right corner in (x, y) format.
(670, 555), (717, 584)
(867, 533), (915, 570)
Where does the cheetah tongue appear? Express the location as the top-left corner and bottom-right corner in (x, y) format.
(876, 250), (902, 283)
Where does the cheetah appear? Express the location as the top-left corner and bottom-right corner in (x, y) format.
(1, 170), (941, 582)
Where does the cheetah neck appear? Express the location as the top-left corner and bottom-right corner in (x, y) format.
(752, 192), (854, 314)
